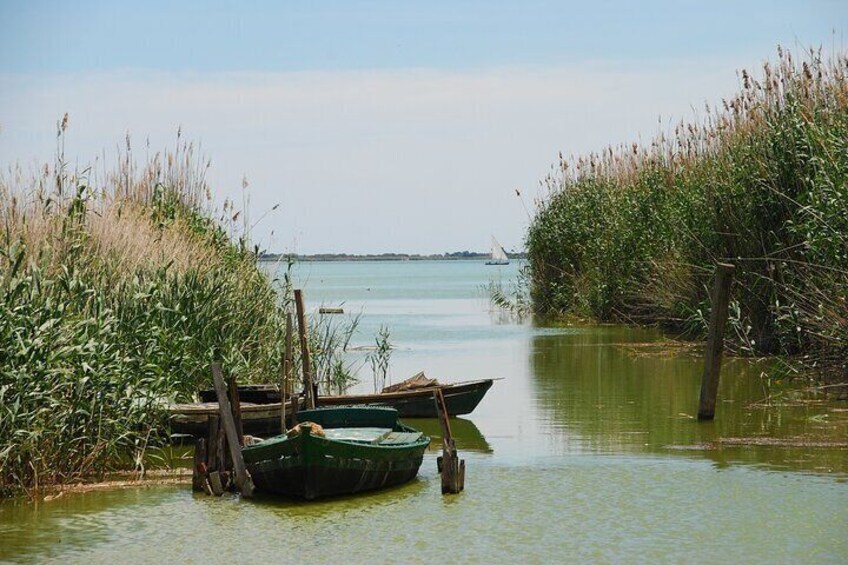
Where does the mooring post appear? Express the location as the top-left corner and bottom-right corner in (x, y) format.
(697, 262), (735, 421)
(211, 363), (255, 497)
(294, 289), (316, 409)
(433, 388), (464, 494)
(281, 313), (293, 433)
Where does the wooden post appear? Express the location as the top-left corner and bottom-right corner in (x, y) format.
(433, 388), (464, 494)
(192, 438), (207, 492)
(211, 363), (255, 497)
(217, 426), (229, 478)
(698, 263), (735, 421)
(281, 313), (293, 433)
(206, 415), (219, 471)
(294, 289), (316, 409)
(228, 375), (244, 447)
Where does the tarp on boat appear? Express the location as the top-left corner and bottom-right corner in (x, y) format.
(381, 371), (440, 393)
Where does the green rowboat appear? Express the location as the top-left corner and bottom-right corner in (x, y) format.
(242, 406), (429, 500)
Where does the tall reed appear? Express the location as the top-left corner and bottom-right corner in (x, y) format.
(0, 124), (357, 496)
(527, 48), (848, 382)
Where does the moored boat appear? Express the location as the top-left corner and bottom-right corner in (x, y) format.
(319, 378), (494, 417)
(242, 406), (429, 499)
(171, 376), (495, 437)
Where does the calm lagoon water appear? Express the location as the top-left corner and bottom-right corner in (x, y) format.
(1, 260), (846, 563)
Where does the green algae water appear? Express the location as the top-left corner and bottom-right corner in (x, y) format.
(2, 260), (846, 563)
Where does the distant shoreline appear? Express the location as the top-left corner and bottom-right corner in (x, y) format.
(259, 252), (526, 262)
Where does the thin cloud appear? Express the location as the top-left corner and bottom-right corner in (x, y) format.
(1, 60), (743, 253)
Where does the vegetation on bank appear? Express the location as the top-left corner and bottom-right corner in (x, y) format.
(527, 48), (847, 382)
(0, 125), (354, 496)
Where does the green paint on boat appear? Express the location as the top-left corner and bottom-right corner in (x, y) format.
(242, 406), (430, 500)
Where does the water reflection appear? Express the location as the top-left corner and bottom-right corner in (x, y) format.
(528, 326), (848, 474)
(405, 417), (493, 453)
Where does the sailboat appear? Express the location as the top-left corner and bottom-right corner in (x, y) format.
(485, 236), (510, 265)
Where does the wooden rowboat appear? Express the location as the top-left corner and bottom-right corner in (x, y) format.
(242, 406), (429, 499)
(170, 378), (495, 437)
(319, 378), (494, 417)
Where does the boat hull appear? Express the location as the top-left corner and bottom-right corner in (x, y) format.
(242, 408), (429, 499)
(320, 379), (494, 418)
(246, 432), (426, 499)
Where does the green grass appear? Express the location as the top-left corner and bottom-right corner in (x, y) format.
(527, 48), (848, 380)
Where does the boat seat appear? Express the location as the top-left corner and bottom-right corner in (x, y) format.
(378, 431), (424, 445)
(322, 427), (392, 444)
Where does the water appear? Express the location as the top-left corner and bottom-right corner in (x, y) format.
(2, 260), (846, 563)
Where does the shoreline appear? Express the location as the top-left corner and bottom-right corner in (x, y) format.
(16, 469), (193, 503)
(259, 253), (526, 263)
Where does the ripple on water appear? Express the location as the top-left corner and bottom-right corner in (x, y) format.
(3, 455), (846, 564)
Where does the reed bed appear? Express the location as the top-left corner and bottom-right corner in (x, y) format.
(0, 125), (355, 496)
(527, 48), (848, 382)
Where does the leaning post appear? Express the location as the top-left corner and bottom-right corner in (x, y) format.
(433, 388), (465, 494)
(294, 289), (316, 409)
(211, 363), (255, 497)
(697, 263), (735, 421)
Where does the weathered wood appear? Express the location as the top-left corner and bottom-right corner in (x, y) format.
(218, 426), (229, 474)
(433, 388), (464, 494)
(228, 375), (245, 446)
(433, 387), (453, 441)
(192, 438), (207, 492)
(211, 363), (255, 497)
(282, 313), (293, 433)
(208, 471), (224, 496)
(698, 263), (735, 421)
(294, 289), (316, 409)
(206, 415), (219, 471)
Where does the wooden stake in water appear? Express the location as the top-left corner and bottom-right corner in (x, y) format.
(698, 263), (735, 421)
(433, 388), (465, 494)
(211, 363), (255, 497)
(281, 313), (293, 433)
(294, 289), (316, 409)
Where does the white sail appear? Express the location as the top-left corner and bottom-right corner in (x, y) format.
(487, 236), (509, 265)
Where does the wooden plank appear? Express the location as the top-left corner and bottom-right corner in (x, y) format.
(217, 426), (228, 474)
(211, 363), (255, 497)
(698, 263), (735, 421)
(228, 375), (244, 446)
(294, 289), (316, 409)
(206, 415), (219, 471)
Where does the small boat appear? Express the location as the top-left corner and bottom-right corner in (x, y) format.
(319, 377), (494, 417)
(171, 377), (495, 436)
(242, 406), (429, 499)
(485, 236), (510, 265)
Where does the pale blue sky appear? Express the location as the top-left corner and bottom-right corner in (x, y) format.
(1, 1), (845, 253)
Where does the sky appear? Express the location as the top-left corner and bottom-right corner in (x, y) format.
(1, 1), (845, 254)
